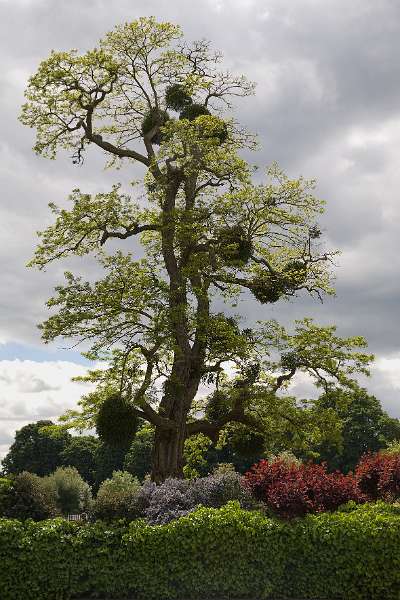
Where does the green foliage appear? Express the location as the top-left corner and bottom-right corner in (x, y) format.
(93, 470), (142, 521)
(229, 424), (265, 457)
(315, 388), (400, 472)
(96, 393), (139, 448)
(204, 390), (231, 422)
(60, 435), (100, 485)
(383, 439), (400, 455)
(45, 467), (92, 515)
(261, 318), (373, 389)
(1, 421), (70, 476)
(0, 478), (12, 516)
(1, 503), (400, 599)
(183, 433), (212, 478)
(193, 114), (229, 144)
(3, 472), (57, 521)
(93, 442), (127, 491)
(123, 425), (154, 481)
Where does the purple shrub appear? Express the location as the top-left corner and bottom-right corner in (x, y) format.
(192, 470), (255, 509)
(143, 478), (197, 525)
(143, 471), (256, 525)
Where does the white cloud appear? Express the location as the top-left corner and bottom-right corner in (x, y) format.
(286, 357), (400, 419)
(0, 359), (95, 460)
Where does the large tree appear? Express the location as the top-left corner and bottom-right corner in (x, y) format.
(21, 18), (372, 481)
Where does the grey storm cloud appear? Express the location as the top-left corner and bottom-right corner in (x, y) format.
(0, 0), (400, 418)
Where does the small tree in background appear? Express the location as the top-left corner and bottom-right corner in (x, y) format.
(1, 421), (71, 477)
(314, 388), (400, 472)
(45, 466), (92, 515)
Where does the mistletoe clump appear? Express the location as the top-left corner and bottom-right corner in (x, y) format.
(249, 274), (285, 304)
(179, 102), (211, 121)
(96, 393), (139, 448)
(141, 107), (170, 145)
(165, 83), (193, 111)
(217, 225), (252, 266)
(249, 262), (308, 304)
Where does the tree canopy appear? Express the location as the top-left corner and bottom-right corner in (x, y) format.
(314, 388), (400, 472)
(1, 421), (71, 477)
(20, 17), (373, 481)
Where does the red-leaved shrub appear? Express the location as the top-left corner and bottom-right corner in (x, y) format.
(355, 452), (400, 501)
(243, 459), (361, 519)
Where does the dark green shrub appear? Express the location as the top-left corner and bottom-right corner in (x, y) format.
(229, 425), (265, 457)
(1, 502), (400, 599)
(93, 441), (127, 491)
(4, 471), (57, 520)
(0, 477), (12, 516)
(96, 393), (139, 448)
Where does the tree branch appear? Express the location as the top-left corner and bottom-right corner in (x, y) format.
(99, 223), (160, 245)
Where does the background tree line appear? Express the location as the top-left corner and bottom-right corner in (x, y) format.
(2, 385), (400, 489)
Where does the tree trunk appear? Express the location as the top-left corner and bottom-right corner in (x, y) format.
(151, 422), (187, 483)
(150, 370), (199, 482)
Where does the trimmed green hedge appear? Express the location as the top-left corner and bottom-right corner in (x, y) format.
(1, 502), (400, 599)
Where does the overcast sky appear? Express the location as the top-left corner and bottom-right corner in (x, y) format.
(1, 0), (400, 461)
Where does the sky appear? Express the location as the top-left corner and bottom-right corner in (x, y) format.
(1, 0), (400, 461)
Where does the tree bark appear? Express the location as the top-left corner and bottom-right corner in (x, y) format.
(151, 422), (187, 482)
(150, 364), (199, 482)
(151, 375), (192, 482)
